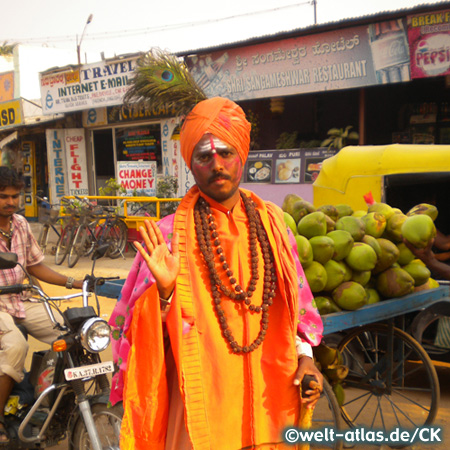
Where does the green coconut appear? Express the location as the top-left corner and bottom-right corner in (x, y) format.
(327, 230), (354, 261)
(361, 234), (382, 258)
(315, 296), (342, 315)
(297, 211), (328, 238)
(335, 204), (354, 218)
(323, 259), (347, 291)
(291, 199), (316, 223)
(282, 194), (303, 216)
(309, 236), (335, 265)
(372, 238), (400, 274)
(376, 267), (414, 298)
(384, 213), (407, 243)
(402, 262), (431, 286)
(365, 287), (381, 304)
(317, 204), (339, 222)
(335, 216), (366, 241)
(345, 242), (378, 271)
(283, 212), (298, 236)
(361, 212), (387, 238)
(351, 270), (371, 286)
(368, 202), (395, 220)
(304, 261), (328, 293)
(401, 214), (437, 249)
(406, 203), (438, 221)
(332, 281), (368, 311)
(295, 235), (314, 269)
(396, 242), (415, 266)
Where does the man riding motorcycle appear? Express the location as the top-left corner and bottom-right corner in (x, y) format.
(0, 167), (83, 445)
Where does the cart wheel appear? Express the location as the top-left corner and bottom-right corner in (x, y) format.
(337, 323), (439, 437)
(311, 377), (344, 450)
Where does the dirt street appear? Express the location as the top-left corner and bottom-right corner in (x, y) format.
(17, 224), (450, 448)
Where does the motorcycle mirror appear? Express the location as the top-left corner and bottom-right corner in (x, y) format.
(92, 243), (110, 260)
(0, 252), (18, 269)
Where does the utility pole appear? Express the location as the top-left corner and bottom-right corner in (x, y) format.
(77, 14), (93, 65)
(312, 0), (317, 25)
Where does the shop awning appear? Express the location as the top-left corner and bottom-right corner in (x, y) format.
(0, 131), (18, 149)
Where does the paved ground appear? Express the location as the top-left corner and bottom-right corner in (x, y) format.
(21, 223), (450, 449)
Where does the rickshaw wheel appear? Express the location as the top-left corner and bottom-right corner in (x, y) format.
(337, 323), (439, 447)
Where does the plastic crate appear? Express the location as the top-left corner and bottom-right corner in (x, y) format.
(38, 206), (60, 225)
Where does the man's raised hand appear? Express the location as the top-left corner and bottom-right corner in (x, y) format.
(134, 219), (180, 299)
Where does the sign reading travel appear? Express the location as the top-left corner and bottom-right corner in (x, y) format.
(40, 57), (138, 114)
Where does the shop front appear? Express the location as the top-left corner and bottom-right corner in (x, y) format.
(39, 55), (195, 202)
(36, 2), (450, 207)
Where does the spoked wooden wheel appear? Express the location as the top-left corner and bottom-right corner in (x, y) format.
(337, 323), (439, 436)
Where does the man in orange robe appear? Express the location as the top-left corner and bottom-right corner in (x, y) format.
(116, 97), (323, 449)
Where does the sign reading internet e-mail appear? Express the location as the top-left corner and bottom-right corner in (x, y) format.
(40, 57), (138, 114)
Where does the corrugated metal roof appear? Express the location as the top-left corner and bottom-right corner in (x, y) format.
(176, 0), (450, 56)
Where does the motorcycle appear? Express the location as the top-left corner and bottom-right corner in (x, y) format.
(0, 245), (123, 449)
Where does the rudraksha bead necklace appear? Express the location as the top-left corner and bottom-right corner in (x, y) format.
(194, 193), (277, 354)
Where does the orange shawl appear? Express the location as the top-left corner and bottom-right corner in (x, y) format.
(121, 187), (301, 449)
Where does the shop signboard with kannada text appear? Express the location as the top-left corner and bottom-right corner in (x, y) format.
(245, 148), (336, 185)
(185, 19), (411, 100)
(40, 57), (138, 115)
(408, 8), (450, 79)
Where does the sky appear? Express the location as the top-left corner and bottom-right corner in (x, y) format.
(1, 0), (448, 63)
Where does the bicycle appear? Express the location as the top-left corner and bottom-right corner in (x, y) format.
(67, 199), (103, 268)
(36, 196), (62, 255)
(67, 198), (128, 267)
(54, 198), (81, 266)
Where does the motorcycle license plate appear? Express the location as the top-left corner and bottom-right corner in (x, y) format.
(64, 361), (114, 381)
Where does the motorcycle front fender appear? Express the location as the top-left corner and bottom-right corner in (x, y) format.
(67, 393), (111, 450)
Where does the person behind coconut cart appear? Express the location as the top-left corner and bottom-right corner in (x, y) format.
(108, 52), (323, 450)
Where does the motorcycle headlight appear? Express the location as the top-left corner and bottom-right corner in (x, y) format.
(80, 318), (111, 353)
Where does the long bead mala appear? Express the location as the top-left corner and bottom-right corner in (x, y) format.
(194, 193), (277, 354)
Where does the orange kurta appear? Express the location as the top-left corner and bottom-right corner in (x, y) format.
(121, 187), (302, 450)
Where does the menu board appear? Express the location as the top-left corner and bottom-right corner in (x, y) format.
(245, 148), (336, 184)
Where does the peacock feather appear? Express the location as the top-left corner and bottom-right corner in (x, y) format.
(124, 49), (207, 118)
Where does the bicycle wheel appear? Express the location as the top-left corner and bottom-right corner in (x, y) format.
(311, 378), (343, 450)
(105, 219), (128, 259)
(38, 224), (50, 253)
(55, 225), (74, 265)
(67, 225), (88, 268)
(337, 323), (439, 433)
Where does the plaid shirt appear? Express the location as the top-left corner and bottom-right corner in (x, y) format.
(0, 214), (44, 318)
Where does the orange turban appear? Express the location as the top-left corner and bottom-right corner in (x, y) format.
(180, 97), (251, 169)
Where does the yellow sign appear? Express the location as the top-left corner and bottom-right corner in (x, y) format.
(0, 99), (23, 128)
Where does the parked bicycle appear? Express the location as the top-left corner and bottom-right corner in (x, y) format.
(54, 198), (81, 266)
(36, 196), (62, 255)
(67, 197), (128, 268)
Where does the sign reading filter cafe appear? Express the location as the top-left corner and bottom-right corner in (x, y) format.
(39, 57), (138, 115)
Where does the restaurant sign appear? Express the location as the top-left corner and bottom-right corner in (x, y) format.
(186, 19), (411, 101)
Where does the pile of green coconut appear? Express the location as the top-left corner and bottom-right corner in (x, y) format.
(282, 195), (439, 314)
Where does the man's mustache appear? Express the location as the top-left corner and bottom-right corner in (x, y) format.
(208, 173), (231, 183)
